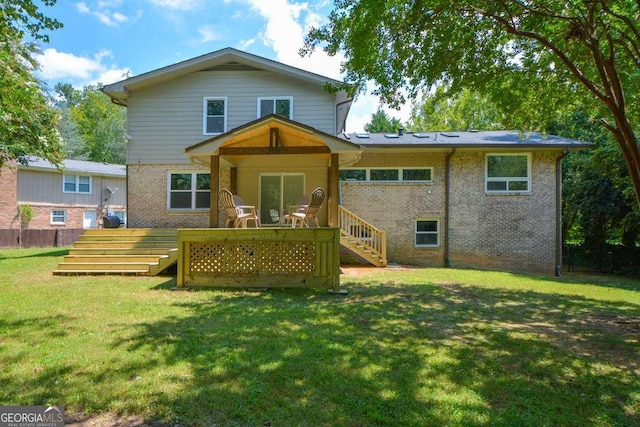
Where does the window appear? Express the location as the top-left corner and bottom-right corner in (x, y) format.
(339, 169), (366, 181)
(486, 154), (531, 193)
(370, 169), (399, 181)
(416, 220), (439, 247)
(339, 168), (433, 182)
(63, 174), (91, 194)
(51, 210), (66, 225)
(168, 172), (211, 210)
(203, 97), (227, 134)
(258, 97), (292, 119)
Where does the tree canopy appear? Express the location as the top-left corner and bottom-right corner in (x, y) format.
(303, 0), (640, 207)
(409, 86), (503, 131)
(55, 83), (126, 164)
(0, 0), (63, 168)
(364, 108), (403, 133)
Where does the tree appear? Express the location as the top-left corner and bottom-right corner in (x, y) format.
(364, 108), (403, 133)
(409, 85), (503, 131)
(303, 1), (640, 208)
(55, 84), (126, 164)
(0, 0), (63, 168)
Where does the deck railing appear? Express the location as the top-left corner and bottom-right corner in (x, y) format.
(338, 206), (387, 266)
(177, 227), (340, 290)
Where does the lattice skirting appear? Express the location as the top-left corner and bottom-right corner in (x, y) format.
(189, 241), (316, 275)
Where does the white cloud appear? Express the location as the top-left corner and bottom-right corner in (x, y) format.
(37, 48), (130, 86)
(237, 38), (257, 51)
(75, 1), (133, 27)
(148, 0), (203, 10)
(196, 25), (221, 44)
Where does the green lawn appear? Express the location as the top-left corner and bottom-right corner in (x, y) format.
(0, 248), (639, 426)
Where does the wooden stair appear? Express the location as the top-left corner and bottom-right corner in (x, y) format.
(53, 228), (178, 275)
(338, 206), (387, 267)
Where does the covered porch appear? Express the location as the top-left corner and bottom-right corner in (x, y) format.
(184, 114), (362, 228)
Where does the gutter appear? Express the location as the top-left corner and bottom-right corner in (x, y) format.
(555, 149), (570, 277)
(444, 147), (456, 268)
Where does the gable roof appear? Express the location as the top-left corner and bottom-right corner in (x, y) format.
(341, 130), (592, 149)
(19, 157), (126, 177)
(185, 114), (362, 167)
(101, 47), (348, 106)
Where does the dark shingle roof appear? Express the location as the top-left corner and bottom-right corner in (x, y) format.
(340, 130), (592, 149)
(20, 157), (126, 177)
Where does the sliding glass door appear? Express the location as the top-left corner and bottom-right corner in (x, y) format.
(259, 173), (305, 225)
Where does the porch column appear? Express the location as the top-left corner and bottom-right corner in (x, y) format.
(209, 155), (219, 228)
(328, 153), (339, 227)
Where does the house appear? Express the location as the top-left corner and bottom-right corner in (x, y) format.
(0, 157), (126, 234)
(100, 47), (590, 275)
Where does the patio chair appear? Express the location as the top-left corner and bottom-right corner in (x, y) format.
(219, 189), (261, 228)
(287, 187), (324, 228)
(280, 194), (311, 226)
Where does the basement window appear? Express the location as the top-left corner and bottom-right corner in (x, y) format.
(167, 172), (211, 210)
(51, 210), (67, 225)
(416, 219), (439, 247)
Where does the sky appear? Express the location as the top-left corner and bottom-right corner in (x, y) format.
(34, 0), (412, 132)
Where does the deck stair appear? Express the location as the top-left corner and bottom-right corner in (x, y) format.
(338, 206), (387, 267)
(53, 228), (178, 275)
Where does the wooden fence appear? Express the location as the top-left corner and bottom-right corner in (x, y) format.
(0, 228), (84, 248)
(177, 228), (341, 290)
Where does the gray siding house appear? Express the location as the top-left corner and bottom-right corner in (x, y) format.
(101, 47), (590, 275)
(0, 158), (126, 232)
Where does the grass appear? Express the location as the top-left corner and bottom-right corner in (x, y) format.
(0, 248), (639, 426)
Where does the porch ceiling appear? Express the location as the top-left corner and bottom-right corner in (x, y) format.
(185, 114), (362, 167)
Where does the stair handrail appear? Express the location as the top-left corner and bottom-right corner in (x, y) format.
(338, 206), (387, 263)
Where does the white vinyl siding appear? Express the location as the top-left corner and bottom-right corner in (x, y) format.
(127, 70), (336, 164)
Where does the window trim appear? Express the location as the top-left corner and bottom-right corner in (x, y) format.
(166, 171), (211, 211)
(485, 153), (531, 194)
(62, 173), (92, 194)
(257, 96), (293, 119)
(50, 209), (67, 225)
(339, 167), (434, 183)
(415, 219), (440, 248)
(203, 96), (227, 135)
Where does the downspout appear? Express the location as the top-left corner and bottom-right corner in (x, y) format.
(444, 148), (456, 268)
(555, 149), (570, 277)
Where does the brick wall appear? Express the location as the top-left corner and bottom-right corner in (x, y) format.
(341, 150), (560, 274)
(340, 152), (447, 266)
(448, 150), (559, 274)
(0, 162), (18, 229)
(128, 164), (230, 228)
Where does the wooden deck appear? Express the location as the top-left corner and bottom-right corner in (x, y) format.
(177, 228), (341, 290)
(53, 228), (178, 275)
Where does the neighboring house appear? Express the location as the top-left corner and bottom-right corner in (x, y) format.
(101, 47), (590, 275)
(0, 157), (126, 231)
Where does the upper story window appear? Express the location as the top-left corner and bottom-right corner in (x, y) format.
(339, 168), (433, 183)
(485, 153), (531, 193)
(167, 172), (210, 210)
(203, 97), (227, 135)
(63, 174), (91, 194)
(258, 97), (292, 119)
